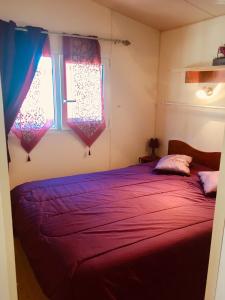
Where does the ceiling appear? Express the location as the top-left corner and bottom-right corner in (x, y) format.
(94, 0), (225, 31)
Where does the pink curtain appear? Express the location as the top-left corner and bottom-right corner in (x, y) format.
(11, 39), (53, 161)
(63, 36), (106, 150)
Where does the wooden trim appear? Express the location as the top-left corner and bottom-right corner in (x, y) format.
(0, 77), (18, 300)
(205, 137), (225, 300)
(168, 140), (221, 170)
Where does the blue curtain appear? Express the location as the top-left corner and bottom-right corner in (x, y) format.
(0, 20), (47, 161)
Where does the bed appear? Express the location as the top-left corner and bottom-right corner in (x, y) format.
(11, 140), (221, 300)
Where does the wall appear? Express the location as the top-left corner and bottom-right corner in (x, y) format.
(0, 0), (160, 188)
(156, 15), (225, 155)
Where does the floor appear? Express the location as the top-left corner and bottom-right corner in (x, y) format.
(14, 238), (48, 300)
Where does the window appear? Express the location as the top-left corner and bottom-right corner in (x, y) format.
(13, 59), (104, 131)
(64, 63), (103, 123)
(11, 37), (106, 155)
(13, 56), (55, 131)
(12, 37), (106, 161)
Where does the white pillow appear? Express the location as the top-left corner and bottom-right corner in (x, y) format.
(154, 154), (192, 175)
(198, 171), (219, 194)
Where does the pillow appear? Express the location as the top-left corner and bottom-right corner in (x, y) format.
(154, 154), (192, 175)
(198, 171), (219, 194)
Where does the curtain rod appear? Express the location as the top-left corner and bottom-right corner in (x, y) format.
(15, 27), (131, 46)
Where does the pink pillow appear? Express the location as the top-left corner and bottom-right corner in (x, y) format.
(198, 171), (219, 194)
(154, 154), (192, 175)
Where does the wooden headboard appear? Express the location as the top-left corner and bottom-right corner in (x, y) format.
(168, 140), (221, 170)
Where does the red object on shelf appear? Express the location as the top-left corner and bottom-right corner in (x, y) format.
(185, 70), (225, 83)
(218, 45), (225, 57)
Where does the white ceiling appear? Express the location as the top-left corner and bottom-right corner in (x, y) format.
(94, 0), (225, 31)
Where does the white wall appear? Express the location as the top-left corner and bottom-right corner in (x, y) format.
(156, 15), (225, 155)
(0, 0), (160, 188)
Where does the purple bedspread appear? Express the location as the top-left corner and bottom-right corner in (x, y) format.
(11, 162), (215, 300)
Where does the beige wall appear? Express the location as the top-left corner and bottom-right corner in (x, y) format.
(156, 15), (225, 155)
(0, 0), (160, 188)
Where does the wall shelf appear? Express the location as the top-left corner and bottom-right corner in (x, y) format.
(171, 65), (225, 83)
(172, 65), (225, 72)
(165, 101), (225, 110)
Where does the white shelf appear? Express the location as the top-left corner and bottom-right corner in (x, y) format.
(172, 65), (225, 73)
(164, 101), (225, 110)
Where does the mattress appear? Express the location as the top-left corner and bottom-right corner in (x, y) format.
(11, 162), (215, 300)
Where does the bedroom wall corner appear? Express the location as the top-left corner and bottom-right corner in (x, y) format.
(109, 11), (160, 168)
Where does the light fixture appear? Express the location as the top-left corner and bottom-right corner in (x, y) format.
(196, 86), (214, 99)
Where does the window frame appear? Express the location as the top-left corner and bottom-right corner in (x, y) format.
(11, 50), (108, 134)
(51, 53), (63, 130)
(12, 55), (56, 133)
(61, 62), (105, 129)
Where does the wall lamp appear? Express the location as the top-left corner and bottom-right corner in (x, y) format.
(196, 86), (214, 99)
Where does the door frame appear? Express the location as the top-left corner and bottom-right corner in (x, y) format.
(205, 132), (225, 299)
(0, 77), (18, 300)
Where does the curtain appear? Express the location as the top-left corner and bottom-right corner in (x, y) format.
(11, 39), (53, 161)
(63, 36), (106, 150)
(0, 20), (48, 161)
